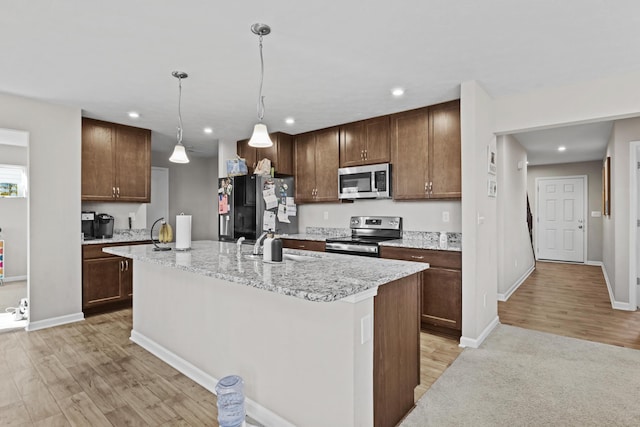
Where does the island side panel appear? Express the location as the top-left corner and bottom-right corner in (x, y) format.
(131, 261), (374, 427)
(374, 273), (420, 427)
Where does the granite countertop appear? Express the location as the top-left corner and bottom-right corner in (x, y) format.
(104, 240), (428, 303)
(82, 229), (152, 245)
(280, 228), (462, 252)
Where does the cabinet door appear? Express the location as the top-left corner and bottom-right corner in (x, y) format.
(82, 257), (125, 307)
(281, 239), (325, 252)
(421, 267), (462, 331)
(390, 108), (429, 200)
(272, 133), (294, 175)
(82, 118), (116, 201)
(294, 133), (317, 203)
(122, 258), (133, 298)
(237, 139), (257, 174)
(429, 100), (461, 199)
(314, 127), (340, 202)
(339, 121), (366, 167)
(115, 125), (151, 202)
(362, 116), (390, 165)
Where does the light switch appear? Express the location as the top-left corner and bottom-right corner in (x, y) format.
(591, 211), (602, 217)
(323, 211), (329, 220)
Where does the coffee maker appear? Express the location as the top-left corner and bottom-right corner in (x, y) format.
(81, 211), (96, 240)
(95, 213), (115, 238)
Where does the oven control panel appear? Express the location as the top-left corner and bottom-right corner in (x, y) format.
(349, 216), (402, 230)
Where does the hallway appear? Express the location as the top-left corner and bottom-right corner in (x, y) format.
(499, 261), (640, 349)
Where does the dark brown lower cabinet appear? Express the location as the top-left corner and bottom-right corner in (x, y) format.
(82, 241), (148, 315)
(374, 273), (420, 427)
(380, 246), (462, 338)
(280, 238), (326, 252)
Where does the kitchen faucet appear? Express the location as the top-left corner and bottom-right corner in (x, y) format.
(236, 236), (245, 255)
(253, 232), (269, 255)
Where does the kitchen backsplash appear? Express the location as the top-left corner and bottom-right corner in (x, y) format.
(82, 202), (148, 230)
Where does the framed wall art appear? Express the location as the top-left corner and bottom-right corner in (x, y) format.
(603, 156), (611, 216)
(487, 146), (497, 175)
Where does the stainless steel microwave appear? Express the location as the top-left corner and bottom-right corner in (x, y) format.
(338, 163), (391, 199)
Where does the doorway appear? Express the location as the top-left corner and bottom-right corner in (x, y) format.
(0, 127), (29, 332)
(535, 175), (587, 263)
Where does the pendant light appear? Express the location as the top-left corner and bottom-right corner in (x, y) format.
(248, 23), (274, 148)
(169, 71), (190, 163)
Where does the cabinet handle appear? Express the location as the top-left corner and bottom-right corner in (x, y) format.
(410, 255), (425, 260)
(119, 260), (124, 271)
(116, 187), (120, 198)
(424, 182), (428, 193)
(125, 260), (129, 270)
(112, 187), (116, 197)
(364, 149), (367, 160)
(429, 182), (433, 195)
(298, 245), (305, 248)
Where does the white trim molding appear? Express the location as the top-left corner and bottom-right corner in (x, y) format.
(131, 330), (296, 427)
(629, 141), (640, 311)
(459, 316), (499, 348)
(497, 264), (535, 301)
(26, 312), (84, 331)
(601, 263), (636, 311)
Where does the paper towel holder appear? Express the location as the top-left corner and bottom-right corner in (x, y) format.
(175, 212), (191, 251)
(150, 217), (172, 252)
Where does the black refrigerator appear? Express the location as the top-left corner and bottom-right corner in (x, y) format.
(218, 175), (298, 242)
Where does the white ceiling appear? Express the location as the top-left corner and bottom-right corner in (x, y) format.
(2, 1), (640, 158)
(513, 121), (613, 166)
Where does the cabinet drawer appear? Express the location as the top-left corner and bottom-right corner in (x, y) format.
(281, 239), (325, 252)
(82, 240), (151, 260)
(380, 246), (461, 269)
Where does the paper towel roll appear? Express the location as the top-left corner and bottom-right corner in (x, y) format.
(175, 214), (192, 250)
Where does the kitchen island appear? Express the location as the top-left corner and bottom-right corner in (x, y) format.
(105, 241), (429, 427)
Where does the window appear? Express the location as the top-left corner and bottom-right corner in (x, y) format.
(0, 164), (27, 197)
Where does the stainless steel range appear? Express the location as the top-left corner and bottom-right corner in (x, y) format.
(325, 216), (402, 257)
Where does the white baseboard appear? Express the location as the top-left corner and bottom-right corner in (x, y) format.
(497, 264), (535, 302)
(26, 312), (84, 331)
(1, 275), (27, 283)
(586, 261), (603, 266)
(600, 263), (636, 311)
(131, 330), (296, 427)
(459, 316), (499, 348)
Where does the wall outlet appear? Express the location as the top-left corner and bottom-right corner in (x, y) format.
(442, 211), (450, 223)
(360, 315), (372, 344)
(323, 211), (329, 221)
(483, 293), (487, 308)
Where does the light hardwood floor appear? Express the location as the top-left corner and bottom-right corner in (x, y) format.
(499, 261), (640, 350)
(0, 308), (461, 425)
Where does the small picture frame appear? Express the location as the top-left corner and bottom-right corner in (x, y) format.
(487, 146), (497, 175)
(488, 178), (497, 197)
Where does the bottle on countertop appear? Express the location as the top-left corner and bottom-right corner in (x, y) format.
(272, 237), (283, 262)
(263, 232), (274, 262)
(439, 232), (448, 250)
(215, 375), (245, 427)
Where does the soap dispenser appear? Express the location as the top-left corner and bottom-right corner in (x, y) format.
(439, 232), (448, 250)
(272, 237), (283, 262)
(263, 233), (274, 262)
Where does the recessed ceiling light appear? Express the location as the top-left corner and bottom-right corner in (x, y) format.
(128, 111), (140, 119)
(558, 146), (567, 152)
(285, 117), (295, 125)
(203, 127), (213, 134)
(391, 88), (405, 97)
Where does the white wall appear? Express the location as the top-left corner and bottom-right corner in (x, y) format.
(0, 92), (82, 324)
(298, 200), (461, 232)
(0, 143), (28, 279)
(460, 81), (499, 347)
(218, 139), (237, 179)
(527, 160), (604, 263)
(152, 146), (218, 241)
(496, 135), (535, 298)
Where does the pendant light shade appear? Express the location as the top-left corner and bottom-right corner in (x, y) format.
(248, 123), (273, 148)
(248, 23), (273, 148)
(169, 143), (189, 163)
(170, 71), (190, 164)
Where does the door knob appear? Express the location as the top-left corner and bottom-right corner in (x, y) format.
(578, 225), (583, 229)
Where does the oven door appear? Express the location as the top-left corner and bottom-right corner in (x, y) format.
(325, 241), (380, 257)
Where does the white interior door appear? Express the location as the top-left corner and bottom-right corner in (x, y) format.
(537, 177), (585, 262)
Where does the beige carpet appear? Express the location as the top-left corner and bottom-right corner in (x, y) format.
(401, 324), (640, 426)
